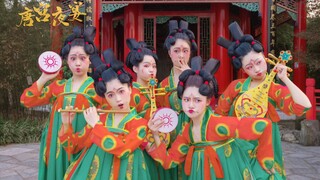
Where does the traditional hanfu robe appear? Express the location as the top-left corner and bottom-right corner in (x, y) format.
(60, 108), (149, 180)
(148, 108), (277, 180)
(215, 77), (310, 179)
(20, 77), (106, 180)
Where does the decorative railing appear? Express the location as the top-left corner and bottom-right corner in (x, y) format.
(306, 78), (320, 120)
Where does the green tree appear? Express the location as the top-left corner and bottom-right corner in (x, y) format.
(0, 0), (51, 118)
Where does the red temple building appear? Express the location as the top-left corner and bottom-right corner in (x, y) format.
(51, 0), (307, 94)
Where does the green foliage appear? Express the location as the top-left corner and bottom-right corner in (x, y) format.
(0, 115), (47, 145)
(0, 0), (51, 118)
(275, 23), (294, 54)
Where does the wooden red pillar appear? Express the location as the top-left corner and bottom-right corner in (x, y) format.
(123, 4), (141, 80)
(261, 0), (268, 56)
(93, 0), (101, 50)
(238, 8), (251, 79)
(293, 0), (307, 92)
(50, 0), (62, 53)
(124, 4), (141, 58)
(306, 78), (316, 120)
(211, 3), (230, 94)
(101, 13), (113, 51)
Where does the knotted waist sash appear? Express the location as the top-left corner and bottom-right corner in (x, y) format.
(184, 139), (235, 179)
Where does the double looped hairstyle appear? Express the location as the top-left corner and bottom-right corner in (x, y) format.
(60, 26), (97, 59)
(217, 21), (264, 70)
(125, 38), (158, 71)
(164, 20), (198, 52)
(177, 56), (220, 99)
(90, 48), (132, 97)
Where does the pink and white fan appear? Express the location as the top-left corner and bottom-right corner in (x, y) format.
(154, 108), (178, 133)
(38, 51), (62, 74)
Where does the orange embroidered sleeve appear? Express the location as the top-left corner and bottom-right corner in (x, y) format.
(237, 118), (274, 170)
(90, 118), (148, 159)
(269, 83), (310, 116)
(59, 124), (93, 154)
(215, 80), (242, 116)
(130, 88), (151, 119)
(148, 125), (190, 169)
(20, 80), (64, 108)
(207, 115), (274, 171)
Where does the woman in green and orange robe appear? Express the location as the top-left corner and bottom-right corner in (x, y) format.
(59, 49), (150, 180)
(20, 27), (106, 180)
(148, 59), (277, 180)
(216, 22), (311, 179)
(156, 19), (199, 180)
(126, 38), (168, 179)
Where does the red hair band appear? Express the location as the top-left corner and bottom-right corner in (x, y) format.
(195, 70), (200, 75)
(251, 41), (255, 45)
(106, 64), (110, 68)
(67, 42), (71, 45)
(192, 39), (195, 43)
(204, 81), (209, 85)
(232, 56), (236, 59)
(179, 81), (184, 86)
(117, 70), (122, 75)
(236, 40), (240, 44)
(169, 35), (173, 38)
(98, 78), (102, 81)
(85, 42), (89, 45)
(152, 50), (156, 53)
(137, 49), (142, 52)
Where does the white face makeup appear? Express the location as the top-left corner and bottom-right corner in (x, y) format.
(105, 79), (132, 111)
(168, 39), (191, 68)
(67, 46), (90, 77)
(241, 51), (268, 81)
(133, 55), (157, 83)
(182, 86), (210, 120)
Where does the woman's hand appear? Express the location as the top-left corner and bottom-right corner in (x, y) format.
(148, 116), (165, 148)
(36, 70), (61, 91)
(275, 63), (288, 81)
(83, 107), (100, 128)
(174, 59), (191, 72)
(148, 116), (164, 135)
(61, 105), (76, 129)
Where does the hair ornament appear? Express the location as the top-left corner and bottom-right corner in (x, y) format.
(217, 21), (264, 70)
(117, 70), (122, 75)
(177, 56), (220, 99)
(106, 63), (110, 68)
(98, 78), (102, 81)
(67, 42), (71, 45)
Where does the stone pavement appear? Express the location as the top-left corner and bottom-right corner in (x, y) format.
(0, 142), (319, 180)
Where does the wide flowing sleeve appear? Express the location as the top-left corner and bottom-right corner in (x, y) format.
(148, 124), (190, 169)
(20, 80), (65, 108)
(59, 124), (93, 154)
(215, 80), (242, 116)
(91, 117), (148, 159)
(269, 82), (310, 117)
(237, 117), (274, 170)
